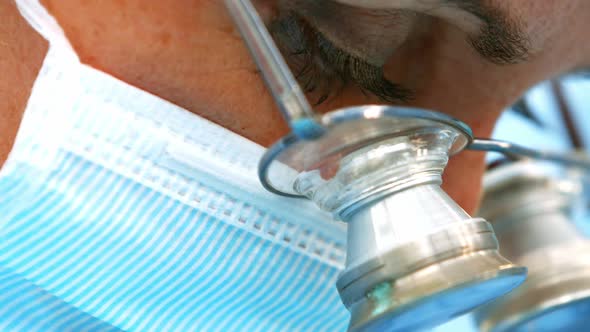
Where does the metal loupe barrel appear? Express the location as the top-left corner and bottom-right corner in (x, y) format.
(262, 105), (527, 332)
(475, 161), (590, 332)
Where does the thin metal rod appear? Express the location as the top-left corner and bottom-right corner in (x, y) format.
(551, 80), (585, 149)
(469, 138), (590, 170)
(512, 98), (543, 127)
(223, 0), (324, 139)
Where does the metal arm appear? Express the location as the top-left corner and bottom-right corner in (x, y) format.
(223, 0), (324, 139)
(469, 138), (590, 170)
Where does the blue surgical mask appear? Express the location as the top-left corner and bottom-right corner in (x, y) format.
(0, 1), (350, 331)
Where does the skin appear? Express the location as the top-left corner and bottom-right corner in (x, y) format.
(2, 0), (590, 214)
(0, 1), (48, 167)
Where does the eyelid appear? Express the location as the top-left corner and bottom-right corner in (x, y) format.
(269, 11), (412, 105)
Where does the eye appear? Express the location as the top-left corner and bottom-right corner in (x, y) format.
(269, 11), (412, 105)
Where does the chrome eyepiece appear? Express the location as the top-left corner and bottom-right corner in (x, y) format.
(260, 105), (527, 331)
(475, 161), (590, 332)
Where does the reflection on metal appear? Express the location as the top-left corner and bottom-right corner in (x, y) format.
(475, 161), (590, 332)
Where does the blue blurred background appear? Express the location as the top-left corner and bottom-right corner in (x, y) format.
(434, 77), (590, 332)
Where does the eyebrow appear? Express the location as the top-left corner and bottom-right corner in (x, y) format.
(444, 0), (531, 64)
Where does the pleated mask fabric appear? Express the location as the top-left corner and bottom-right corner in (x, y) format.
(0, 1), (349, 331)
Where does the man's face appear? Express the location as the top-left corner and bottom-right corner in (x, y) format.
(42, 0), (590, 213)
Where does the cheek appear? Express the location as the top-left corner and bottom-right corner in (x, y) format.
(43, 0), (290, 147)
(442, 152), (487, 215)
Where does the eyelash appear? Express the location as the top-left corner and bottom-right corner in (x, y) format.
(269, 12), (412, 105)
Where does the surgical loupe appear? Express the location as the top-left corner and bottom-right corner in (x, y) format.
(475, 161), (590, 332)
(223, 1), (590, 331)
